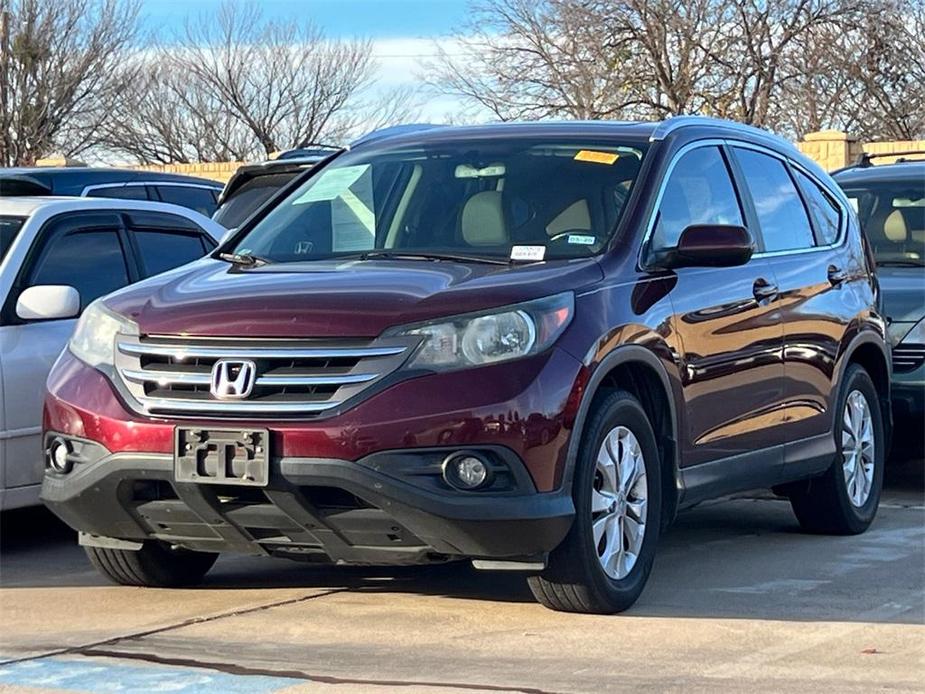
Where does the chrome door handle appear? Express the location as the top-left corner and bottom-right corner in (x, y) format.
(753, 278), (779, 302)
(828, 266), (848, 285)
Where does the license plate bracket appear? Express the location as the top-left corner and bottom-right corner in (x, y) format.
(175, 427), (269, 486)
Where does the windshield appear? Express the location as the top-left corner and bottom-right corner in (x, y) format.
(0, 215), (26, 262)
(842, 179), (925, 266)
(232, 139), (646, 263)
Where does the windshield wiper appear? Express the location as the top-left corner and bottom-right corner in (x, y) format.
(218, 251), (272, 267)
(350, 251), (511, 266)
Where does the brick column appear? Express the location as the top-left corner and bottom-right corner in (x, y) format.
(797, 131), (862, 171)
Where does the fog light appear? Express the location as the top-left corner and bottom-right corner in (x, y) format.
(443, 452), (491, 490)
(48, 438), (72, 474)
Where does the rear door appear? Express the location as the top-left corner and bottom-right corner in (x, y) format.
(0, 212), (133, 489)
(650, 143), (785, 472)
(729, 145), (853, 462)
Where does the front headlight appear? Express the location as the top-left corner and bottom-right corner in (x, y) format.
(896, 317), (925, 347)
(69, 300), (138, 369)
(387, 292), (574, 371)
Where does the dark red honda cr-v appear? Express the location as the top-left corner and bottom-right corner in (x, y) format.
(42, 118), (891, 613)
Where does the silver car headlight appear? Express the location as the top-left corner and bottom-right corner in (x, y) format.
(896, 317), (925, 346)
(69, 300), (139, 369)
(386, 292), (574, 371)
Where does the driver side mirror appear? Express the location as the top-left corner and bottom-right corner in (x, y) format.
(16, 285), (81, 321)
(654, 224), (754, 269)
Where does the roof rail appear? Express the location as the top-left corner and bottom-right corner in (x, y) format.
(349, 123), (445, 149)
(649, 115), (797, 149)
(854, 150), (925, 168)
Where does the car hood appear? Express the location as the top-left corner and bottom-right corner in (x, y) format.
(105, 257), (604, 338)
(877, 266), (925, 325)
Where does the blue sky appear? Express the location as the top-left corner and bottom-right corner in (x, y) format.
(140, 0), (471, 39)
(138, 0), (479, 122)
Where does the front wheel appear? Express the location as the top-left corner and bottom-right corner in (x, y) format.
(788, 364), (885, 535)
(528, 390), (661, 613)
(85, 541), (217, 587)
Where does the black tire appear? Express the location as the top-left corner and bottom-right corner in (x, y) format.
(788, 364), (885, 535)
(528, 390), (661, 614)
(85, 541), (218, 587)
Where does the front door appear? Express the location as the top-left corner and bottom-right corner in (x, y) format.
(649, 144), (785, 468)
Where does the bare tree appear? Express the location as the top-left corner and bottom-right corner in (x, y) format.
(428, 0), (644, 121)
(0, 0), (140, 166)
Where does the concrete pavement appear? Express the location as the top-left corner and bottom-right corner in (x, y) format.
(1, 456), (922, 693)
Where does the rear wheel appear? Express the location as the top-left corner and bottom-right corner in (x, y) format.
(788, 364), (884, 535)
(85, 541), (217, 587)
(528, 390), (661, 613)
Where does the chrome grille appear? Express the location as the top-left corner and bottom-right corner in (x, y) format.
(892, 344), (925, 373)
(114, 336), (414, 417)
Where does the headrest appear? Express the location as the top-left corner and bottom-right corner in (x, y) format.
(884, 209), (908, 242)
(462, 191), (507, 246)
(547, 199), (591, 237)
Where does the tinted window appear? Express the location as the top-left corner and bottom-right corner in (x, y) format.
(87, 185), (149, 200)
(795, 170), (841, 245)
(152, 186), (218, 216)
(734, 149), (815, 252)
(28, 231), (129, 308)
(652, 146), (744, 249)
(1, 216), (25, 261)
(213, 173), (299, 228)
(134, 231), (208, 277)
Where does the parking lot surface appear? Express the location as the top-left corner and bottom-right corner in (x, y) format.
(1, 453), (922, 694)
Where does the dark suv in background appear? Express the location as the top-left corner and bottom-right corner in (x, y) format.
(0, 168), (223, 216)
(41, 118), (890, 614)
(834, 156), (924, 427)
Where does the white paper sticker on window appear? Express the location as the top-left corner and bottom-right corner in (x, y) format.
(567, 234), (596, 245)
(293, 165), (370, 204)
(510, 245), (546, 261)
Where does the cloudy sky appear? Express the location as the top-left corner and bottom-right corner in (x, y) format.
(139, 0), (479, 122)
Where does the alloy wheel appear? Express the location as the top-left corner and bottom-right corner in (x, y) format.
(842, 389), (875, 507)
(591, 425), (648, 579)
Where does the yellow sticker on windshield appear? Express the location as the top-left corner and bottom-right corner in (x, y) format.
(574, 150), (619, 165)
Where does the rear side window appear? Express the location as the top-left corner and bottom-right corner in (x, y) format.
(134, 230), (209, 277)
(652, 146), (744, 249)
(87, 185), (149, 201)
(151, 186), (218, 216)
(28, 231), (129, 308)
(734, 148), (815, 252)
(794, 170), (841, 245)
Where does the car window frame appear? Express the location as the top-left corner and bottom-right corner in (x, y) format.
(725, 140), (848, 258)
(640, 138), (756, 267)
(0, 211), (139, 325)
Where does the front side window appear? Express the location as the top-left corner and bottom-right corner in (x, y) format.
(842, 178), (925, 267)
(651, 146), (744, 250)
(213, 173), (298, 228)
(734, 148), (815, 252)
(233, 139), (647, 262)
(28, 231), (129, 308)
(0, 215), (25, 262)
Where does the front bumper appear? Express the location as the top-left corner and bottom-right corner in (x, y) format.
(41, 444), (574, 564)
